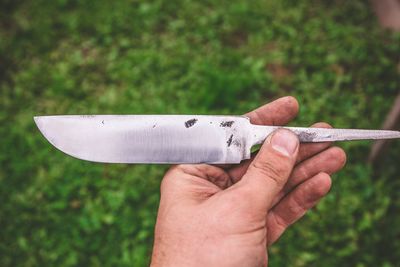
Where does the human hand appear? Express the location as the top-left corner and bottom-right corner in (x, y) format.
(150, 96), (346, 267)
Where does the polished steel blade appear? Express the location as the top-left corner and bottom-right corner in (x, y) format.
(34, 115), (252, 164)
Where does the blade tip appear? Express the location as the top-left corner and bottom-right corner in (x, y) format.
(33, 116), (52, 140)
(33, 116), (45, 130)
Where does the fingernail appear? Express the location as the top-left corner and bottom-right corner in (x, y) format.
(271, 130), (299, 156)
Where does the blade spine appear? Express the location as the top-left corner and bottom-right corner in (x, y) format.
(33, 114), (250, 118)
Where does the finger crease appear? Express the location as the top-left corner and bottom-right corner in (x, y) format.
(271, 212), (287, 230)
(292, 193), (308, 215)
(252, 162), (284, 188)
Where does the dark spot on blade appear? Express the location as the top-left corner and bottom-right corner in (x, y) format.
(152, 124), (157, 128)
(185, 118), (198, 128)
(298, 132), (317, 142)
(220, 121), (234, 127)
(101, 120), (105, 125)
(233, 140), (241, 147)
(227, 134), (233, 147)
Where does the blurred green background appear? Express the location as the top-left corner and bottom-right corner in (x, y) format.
(1, 0), (400, 266)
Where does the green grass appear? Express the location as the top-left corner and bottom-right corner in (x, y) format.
(1, 0), (400, 266)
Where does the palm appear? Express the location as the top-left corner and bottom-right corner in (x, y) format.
(154, 97), (346, 267)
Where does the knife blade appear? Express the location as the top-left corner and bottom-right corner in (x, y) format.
(34, 115), (400, 164)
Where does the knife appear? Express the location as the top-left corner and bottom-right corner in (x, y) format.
(34, 115), (400, 164)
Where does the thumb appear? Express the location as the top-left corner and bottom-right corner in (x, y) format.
(236, 129), (299, 211)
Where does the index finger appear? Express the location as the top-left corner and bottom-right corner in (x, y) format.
(245, 96), (299, 126)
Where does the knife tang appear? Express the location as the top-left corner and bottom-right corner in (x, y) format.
(250, 125), (400, 145)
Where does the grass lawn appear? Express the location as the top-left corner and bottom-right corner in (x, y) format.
(1, 0), (400, 266)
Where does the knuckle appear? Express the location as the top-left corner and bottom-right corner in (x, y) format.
(297, 165), (309, 180)
(290, 194), (308, 216)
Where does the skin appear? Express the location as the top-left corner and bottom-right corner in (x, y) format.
(150, 96), (347, 267)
